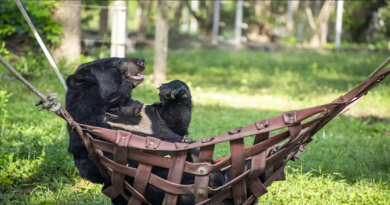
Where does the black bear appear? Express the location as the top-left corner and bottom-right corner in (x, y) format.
(65, 58), (228, 205)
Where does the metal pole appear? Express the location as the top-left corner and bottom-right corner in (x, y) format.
(335, 0), (344, 50)
(212, 1), (221, 45)
(110, 1), (127, 57)
(235, 0), (243, 48)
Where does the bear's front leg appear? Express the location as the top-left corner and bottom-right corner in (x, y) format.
(156, 80), (193, 138)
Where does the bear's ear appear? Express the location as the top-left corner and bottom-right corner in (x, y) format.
(66, 70), (95, 89)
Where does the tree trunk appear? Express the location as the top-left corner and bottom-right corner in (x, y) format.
(190, 0), (198, 33)
(287, 1), (300, 36)
(153, 0), (169, 86)
(313, 0), (322, 17)
(306, 1), (334, 48)
(388, 39), (390, 51)
(171, 1), (183, 37)
(255, 1), (271, 17)
(136, 1), (152, 41)
(51, 0), (81, 63)
(99, 2), (109, 35)
(319, 1), (334, 46)
(185, 1), (214, 38)
(255, 1), (262, 16)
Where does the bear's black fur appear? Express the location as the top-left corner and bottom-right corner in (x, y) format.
(66, 58), (271, 205)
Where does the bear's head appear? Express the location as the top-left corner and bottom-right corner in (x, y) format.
(66, 58), (145, 107)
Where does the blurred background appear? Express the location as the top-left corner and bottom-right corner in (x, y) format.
(1, 0), (390, 204)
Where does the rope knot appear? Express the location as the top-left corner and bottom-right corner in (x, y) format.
(35, 93), (62, 114)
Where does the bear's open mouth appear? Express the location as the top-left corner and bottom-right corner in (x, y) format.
(129, 72), (144, 81)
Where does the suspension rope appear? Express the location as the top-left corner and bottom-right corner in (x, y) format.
(365, 56), (390, 82)
(13, 0), (67, 91)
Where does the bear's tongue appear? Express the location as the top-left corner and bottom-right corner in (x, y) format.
(130, 73), (144, 81)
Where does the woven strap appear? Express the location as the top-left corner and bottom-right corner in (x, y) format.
(246, 132), (269, 200)
(194, 145), (215, 203)
(128, 150), (155, 205)
(230, 138), (247, 204)
(102, 131), (132, 199)
(165, 150), (188, 204)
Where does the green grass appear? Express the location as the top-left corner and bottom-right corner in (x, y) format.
(1, 49), (390, 204)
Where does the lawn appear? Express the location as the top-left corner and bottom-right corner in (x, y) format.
(0, 49), (390, 204)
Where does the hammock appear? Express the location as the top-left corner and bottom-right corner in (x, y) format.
(56, 70), (389, 205)
(1, 1), (390, 204)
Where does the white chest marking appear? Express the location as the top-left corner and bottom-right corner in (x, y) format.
(107, 105), (153, 135)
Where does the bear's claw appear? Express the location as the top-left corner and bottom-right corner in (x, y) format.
(159, 80), (190, 101)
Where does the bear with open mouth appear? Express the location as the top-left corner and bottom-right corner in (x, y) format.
(66, 58), (271, 205)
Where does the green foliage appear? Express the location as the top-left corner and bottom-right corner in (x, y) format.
(379, 1), (390, 39)
(0, 0), (63, 46)
(2, 49), (49, 76)
(278, 37), (298, 46)
(1, 50), (390, 204)
(81, 4), (102, 32)
(342, 0), (388, 43)
(0, 91), (12, 142)
(1, 47), (94, 77)
(0, 42), (9, 55)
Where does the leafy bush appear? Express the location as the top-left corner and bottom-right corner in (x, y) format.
(2, 48), (48, 76)
(0, 42), (9, 55)
(0, 0), (63, 46)
(0, 91), (12, 138)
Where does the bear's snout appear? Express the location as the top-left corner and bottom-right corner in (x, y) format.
(137, 58), (145, 66)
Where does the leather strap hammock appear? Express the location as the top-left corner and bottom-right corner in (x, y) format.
(53, 69), (388, 205)
(1, 1), (390, 204)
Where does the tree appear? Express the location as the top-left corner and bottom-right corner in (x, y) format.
(0, 0), (63, 50)
(342, 0), (387, 43)
(136, 0), (153, 42)
(247, 1), (276, 43)
(185, 0), (214, 37)
(51, 0), (81, 63)
(170, 1), (183, 37)
(305, 1), (334, 47)
(379, 1), (390, 50)
(286, 0), (300, 36)
(153, 0), (169, 86)
(81, 0), (109, 36)
(99, 1), (109, 35)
